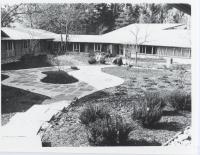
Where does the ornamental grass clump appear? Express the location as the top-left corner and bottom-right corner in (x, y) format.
(131, 92), (166, 127)
(79, 105), (110, 126)
(167, 90), (191, 111)
(87, 115), (132, 146)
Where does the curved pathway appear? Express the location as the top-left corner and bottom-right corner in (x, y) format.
(0, 65), (124, 149)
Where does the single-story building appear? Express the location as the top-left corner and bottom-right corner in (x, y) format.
(1, 23), (191, 64)
(53, 23), (191, 59)
(1, 27), (57, 63)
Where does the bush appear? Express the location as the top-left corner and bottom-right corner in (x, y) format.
(87, 115), (132, 146)
(113, 57), (123, 66)
(167, 90), (191, 111)
(88, 57), (97, 64)
(79, 105), (110, 126)
(131, 92), (166, 127)
(71, 66), (79, 70)
(99, 57), (106, 64)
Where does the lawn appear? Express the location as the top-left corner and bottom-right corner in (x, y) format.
(1, 75), (50, 125)
(41, 65), (191, 146)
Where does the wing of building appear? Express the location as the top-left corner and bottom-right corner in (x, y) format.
(1, 23), (191, 64)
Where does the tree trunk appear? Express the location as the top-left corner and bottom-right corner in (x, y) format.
(135, 45), (138, 65)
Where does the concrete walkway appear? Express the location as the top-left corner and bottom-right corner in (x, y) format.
(0, 65), (124, 148)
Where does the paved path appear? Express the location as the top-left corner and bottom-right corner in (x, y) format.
(0, 65), (124, 148)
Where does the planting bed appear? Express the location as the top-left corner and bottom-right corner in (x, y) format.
(41, 65), (191, 146)
(41, 70), (78, 84)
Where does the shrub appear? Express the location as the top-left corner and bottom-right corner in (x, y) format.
(167, 90), (191, 111)
(87, 115), (132, 146)
(113, 57), (123, 66)
(88, 57), (97, 64)
(71, 66), (79, 70)
(99, 57), (106, 64)
(131, 92), (166, 127)
(79, 105), (110, 126)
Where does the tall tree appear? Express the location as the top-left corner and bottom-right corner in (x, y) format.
(1, 4), (24, 27)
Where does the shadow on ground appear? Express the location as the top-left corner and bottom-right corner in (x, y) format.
(125, 139), (161, 146)
(1, 85), (50, 114)
(162, 110), (185, 116)
(148, 122), (183, 131)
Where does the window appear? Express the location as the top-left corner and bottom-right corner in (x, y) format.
(7, 41), (13, 50)
(23, 40), (28, 49)
(94, 43), (102, 51)
(6, 41), (15, 57)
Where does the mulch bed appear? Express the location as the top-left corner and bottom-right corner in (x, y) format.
(41, 65), (191, 146)
(41, 70), (78, 84)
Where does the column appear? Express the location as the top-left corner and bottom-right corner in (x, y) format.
(173, 48), (175, 56)
(165, 48), (167, 56)
(72, 43), (74, 52)
(145, 46), (147, 55)
(94, 43), (95, 52)
(100, 44), (102, 52)
(151, 46), (154, 55)
(110, 44), (113, 54)
(84, 43), (88, 53)
(181, 48), (183, 57)
(123, 45), (126, 57)
(79, 43), (80, 52)
(12, 41), (14, 56)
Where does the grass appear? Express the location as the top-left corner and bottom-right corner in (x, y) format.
(41, 70), (78, 84)
(41, 65), (191, 146)
(1, 85), (50, 126)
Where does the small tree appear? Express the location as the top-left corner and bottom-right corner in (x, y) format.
(129, 25), (150, 66)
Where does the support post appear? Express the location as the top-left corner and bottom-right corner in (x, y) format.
(189, 49), (191, 58)
(151, 46), (154, 55)
(145, 46), (146, 55)
(12, 41), (14, 56)
(100, 44), (102, 52)
(72, 43), (74, 52)
(123, 45), (126, 57)
(79, 43), (80, 52)
(181, 48), (183, 57)
(94, 43), (95, 52)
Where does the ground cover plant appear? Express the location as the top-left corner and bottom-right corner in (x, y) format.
(41, 70), (78, 84)
(41, 64), (191, 146)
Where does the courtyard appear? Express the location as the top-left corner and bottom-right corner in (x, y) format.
(1, 53), (191, 147)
